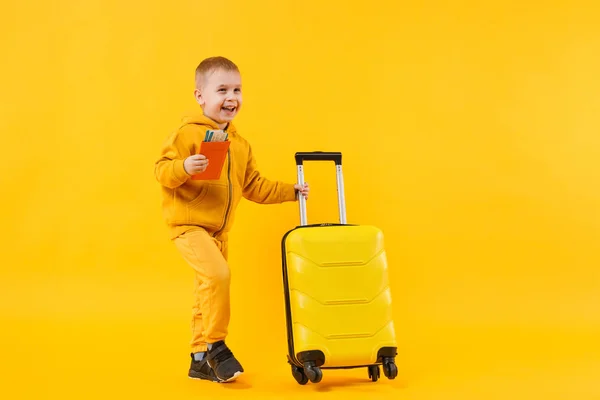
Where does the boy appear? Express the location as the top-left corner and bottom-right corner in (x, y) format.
(154, 56), (309, 383)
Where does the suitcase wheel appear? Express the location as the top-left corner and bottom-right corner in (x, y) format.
(368, 365), (380, 382)
(291, 364), (309, 385)
(301, 361), (323, 383)
(382, 357), (398, 380)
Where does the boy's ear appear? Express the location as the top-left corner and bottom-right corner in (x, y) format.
(194, 89), (204, 106)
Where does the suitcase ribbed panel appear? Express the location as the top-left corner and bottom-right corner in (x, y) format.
(284, 225), (397, 367)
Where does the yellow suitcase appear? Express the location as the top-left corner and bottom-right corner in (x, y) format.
(281, 152), (398, 385)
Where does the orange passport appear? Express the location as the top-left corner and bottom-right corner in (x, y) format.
(191, 140), (230, 180)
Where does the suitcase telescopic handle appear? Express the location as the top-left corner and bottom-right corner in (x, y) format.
(295, 151), (342, 166)
(295, 151), (347, 226)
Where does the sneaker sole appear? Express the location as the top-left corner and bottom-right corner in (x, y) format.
(188, 371), (243, 384)
(218, 370), (244, 383)
(188, 376), (219, 383)
(188, 371), (220, 383)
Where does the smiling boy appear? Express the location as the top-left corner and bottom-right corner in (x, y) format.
(154, 57), (309, 383)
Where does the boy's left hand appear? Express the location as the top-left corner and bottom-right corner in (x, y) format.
(294, 182), (310, 200)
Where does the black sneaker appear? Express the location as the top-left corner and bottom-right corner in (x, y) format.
(206, 341), (244, 382)
(188, 353), (219, 382)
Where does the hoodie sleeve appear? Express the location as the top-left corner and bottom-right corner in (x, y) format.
(154, 130), (193, 189)
(242, 145), (298, 204)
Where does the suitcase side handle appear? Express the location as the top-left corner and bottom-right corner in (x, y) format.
(295, 151), (347, 226)
(295, 151), (342, 166)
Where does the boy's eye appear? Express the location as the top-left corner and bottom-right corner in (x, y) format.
(235, 88), (241, 93)
(218, 88), (226, 92)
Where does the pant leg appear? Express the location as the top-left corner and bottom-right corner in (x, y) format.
(174, 228), (230, 353)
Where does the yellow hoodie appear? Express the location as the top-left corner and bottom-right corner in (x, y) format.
(155, 112), (297, 240)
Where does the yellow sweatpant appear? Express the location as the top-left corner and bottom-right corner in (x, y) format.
(174, 227), (230, 353)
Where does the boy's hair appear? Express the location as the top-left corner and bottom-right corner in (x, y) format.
(195, 56), (239, 89)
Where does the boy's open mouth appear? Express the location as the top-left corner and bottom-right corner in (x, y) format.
(222, 106), (236, 112)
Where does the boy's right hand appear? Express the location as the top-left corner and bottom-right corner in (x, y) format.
(184, 154), (209, 175)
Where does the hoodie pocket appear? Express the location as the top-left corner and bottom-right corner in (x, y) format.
(186, 183), (228, 228)
(187, 184), (209, 208)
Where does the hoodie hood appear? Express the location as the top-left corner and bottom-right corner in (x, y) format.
(180, 111), (237, 134)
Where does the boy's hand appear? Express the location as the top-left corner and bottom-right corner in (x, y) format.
(184, 154), (209, 175)
(294, 182), (310, 200)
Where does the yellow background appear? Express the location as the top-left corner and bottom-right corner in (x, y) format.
(1, 0), (599, 399)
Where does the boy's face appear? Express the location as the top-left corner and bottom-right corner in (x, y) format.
(194, 69), (242, 129)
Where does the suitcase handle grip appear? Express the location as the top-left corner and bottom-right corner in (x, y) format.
(295, 151), (347, 226)
(295, 151), (342, 166)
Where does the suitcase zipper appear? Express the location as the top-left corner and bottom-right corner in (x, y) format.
(281, 227), (300, 366)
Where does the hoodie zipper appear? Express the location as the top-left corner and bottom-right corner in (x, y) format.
(213, 147), (232, 238)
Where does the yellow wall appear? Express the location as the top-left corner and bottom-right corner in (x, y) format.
(1, 0), (599, 398)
